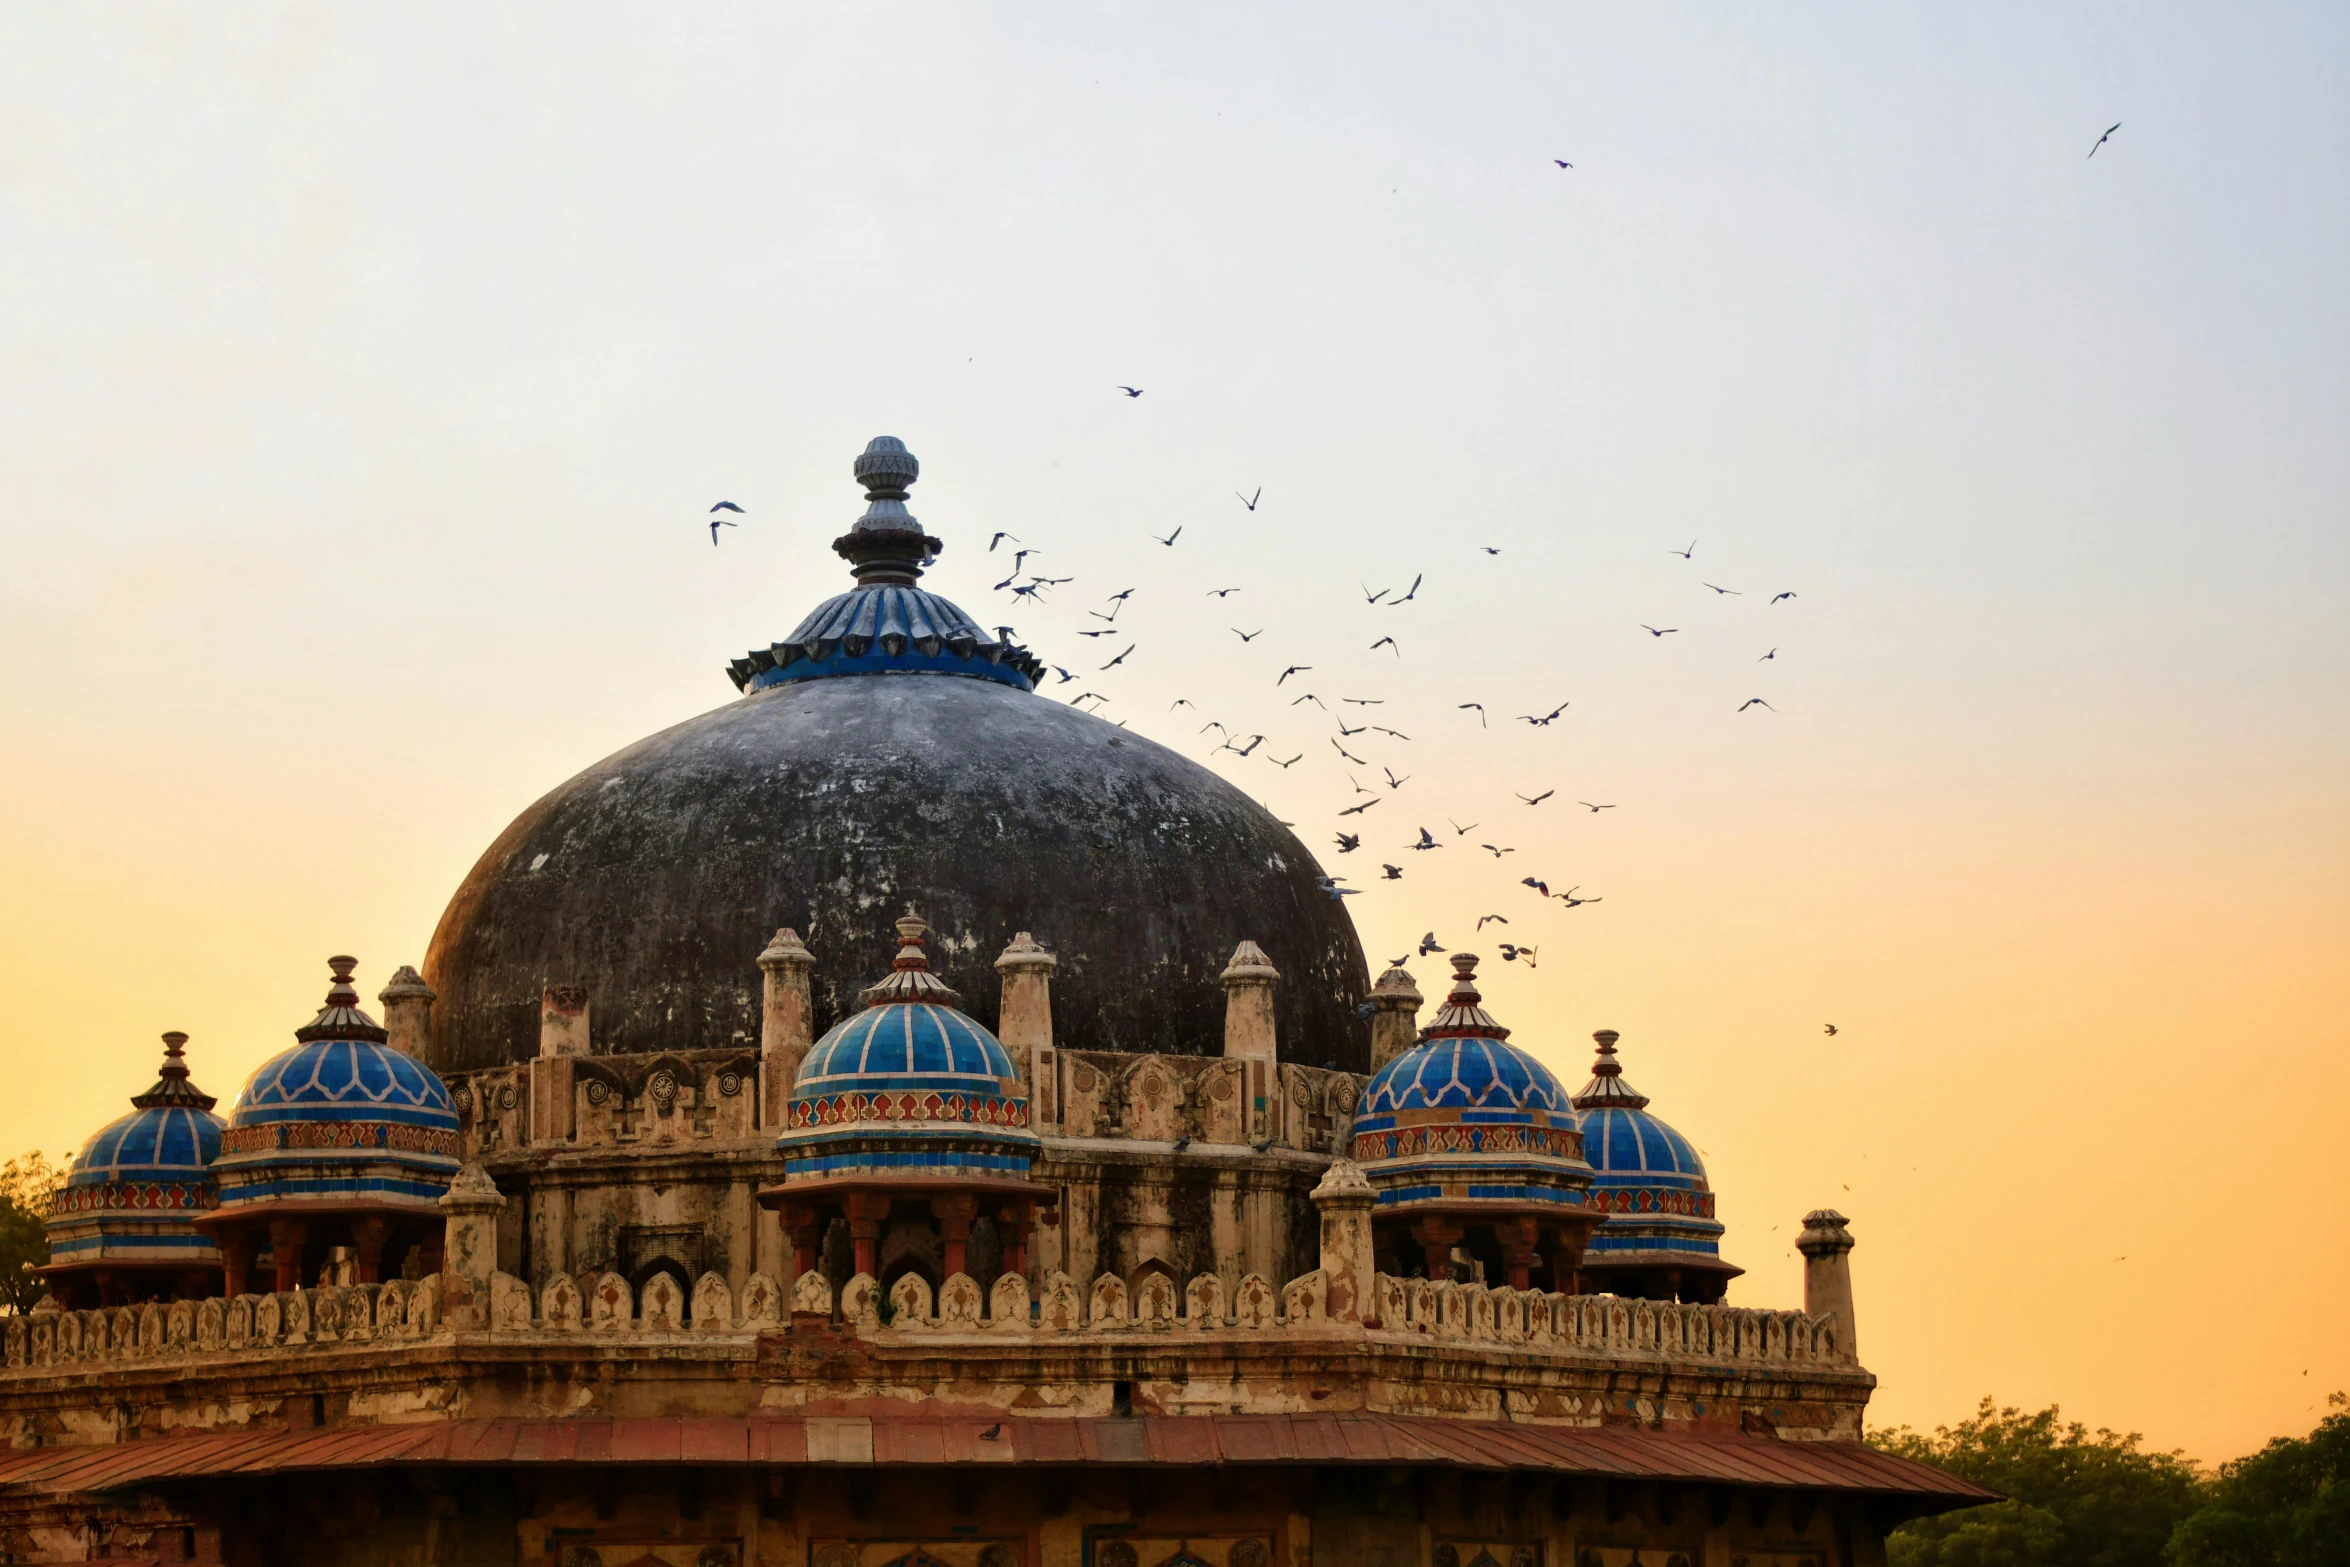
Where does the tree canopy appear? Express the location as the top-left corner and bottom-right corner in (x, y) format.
(0, 1152), (63, 1315)
(2165, 1393), (2350, 1567)
(1871, 1398), (2206, 1567)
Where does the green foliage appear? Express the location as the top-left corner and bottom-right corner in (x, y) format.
(0, 1152), (64, 1315)
(2166, 1393), (2350, 1567)
(1871, 1398), (2206, 1567)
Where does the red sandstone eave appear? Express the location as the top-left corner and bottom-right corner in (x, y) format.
(0, 1417), (1992, 1507)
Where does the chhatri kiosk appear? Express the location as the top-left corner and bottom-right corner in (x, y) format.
(0, 440), (1984, 1566)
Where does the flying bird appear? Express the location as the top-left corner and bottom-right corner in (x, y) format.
(1516, 702), (1568, 726)
(1236, 488), (1261, 511)
(1521, 877), (1550, 897)
(1770, 592), (1797, 604)
(1315, 876), (1360, 900)
(1823, 1024), (1838, 1037)
(1151, 526), (1183, 546)
(1332, 738), (1366, 764)
(1381, 864), (1405, 881)
(1269, 752), (1302, 769)
(1641, 625), (1678, 637)
(987, 532), (1019, 552)
(1481, 844), (1514, 858)
(2087, 122), (2120, 159)
(1410, 826), (1440, 851)
(1360, 584), (1389, 604)
(1335, 719), (1367, 736)
(1339, 697), (1385, 706)
(1292, 693), (1327, 709)
(708, 515), (738, 545)
(1497, 943), (1538, 968)
(1383, 767), (1410, 790)
(1009, 548), (1040, 572)
(1227, 734), (1264, 757)
(1333, 832), (1361, 854)
(1738, 698), (1774, 712)
(1009, 583), (1043, 601)
(1447, 819), (1477, 836)
(1476, 914), (1509, 930)
(1336, 797), (1381, 817)
(1105, 588), (1134, 604)
(1703, 583), (1742, 596)
(1169, 698), (1193, 711)
(1557, 887), (1601, 908)
(1459, 702), (1487, 727)
(1100, 645), (1135, 670)
(710, 501), (744, 514)
(1669, 540), (1696, 559)
(1577, 802), (1615, 813)
(1346, 774), (1375, 796)
(1117, 385), (1144, 397)
(1370, 636), (1399, 654)
(1479, 546), (1501, 555)
(1759, 648), (1777, 661)
(1199, 721), (1228, 736)
(1207, 587), (1242, 598)
(1050, 666), (1076, 684)
(1553, 160), (1573, 170)
(1390, 573), (1422, 606)
(1418, 932), (1445, 955)
(1517, 789), (1555, 806)
(1278, 665), (1311, 684)
(1233, 627), (1264, 642)
(1077, 628), (1118, 638)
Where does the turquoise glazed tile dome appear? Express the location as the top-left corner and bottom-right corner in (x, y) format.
(778, 914), (1037, 1186)
(210, 958), (463, 1220)
(45, 1034), (226, 1275)
(1349, 955), (1593, 1218)
(1570, 1030), (1737, 1282)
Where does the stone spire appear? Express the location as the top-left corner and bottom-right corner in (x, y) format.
(1570, 1028), (1651, 1111)
(1366, 963), (1424, 1071)
(294, 956), (389, 1044)
(831, 437), (944, 586)
(856, 912), (964, 1008)
(129, 1032), (217, 1112)
(1422, 953), (1506, 1038)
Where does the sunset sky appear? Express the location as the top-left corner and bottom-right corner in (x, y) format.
(2, 5), (2344, 1463)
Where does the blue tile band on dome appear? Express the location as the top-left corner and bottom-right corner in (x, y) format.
(797, 1002), (1020, 1085)
(231, 1038), (460, 1132)
(727, 439), (1044, 692)
(67, 1106), (221, 1189)
(1570, 1030), (1731, 1267)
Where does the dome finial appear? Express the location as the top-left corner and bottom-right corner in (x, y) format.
(1572, 1027), (1651, 1110)
(833, 436), (944, 586)
(131, 1030), (217, 1111)
(857, 910), (964, 1008)
(296, 955), (389, 1044)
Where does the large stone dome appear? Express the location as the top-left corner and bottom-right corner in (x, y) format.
(422, 438), (1370, 1073)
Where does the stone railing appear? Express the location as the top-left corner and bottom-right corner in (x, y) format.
(1, 1268), (1839, 1370)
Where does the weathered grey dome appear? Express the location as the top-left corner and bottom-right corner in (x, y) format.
(420, 438), (1370, 1073)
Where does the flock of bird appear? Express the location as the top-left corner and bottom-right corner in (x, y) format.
(696, 130), (2126, 1006)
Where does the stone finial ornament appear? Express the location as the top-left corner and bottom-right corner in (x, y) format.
(757, 928), (818, 1110)
(297, 956), (389, 1044)
(1797, 1208), (1859, 1362)
(130, 1032), (217, 1112)
(1221, 941), (1280, 1062)
(854, 912), (964, 1008)
(1367, 964), (1423, 1071)
(994, 932), (1056, 1090)
(1571, 1028), (1651, 1110)
(378, 966), (436, 1058)
(833, 436), (945, 585)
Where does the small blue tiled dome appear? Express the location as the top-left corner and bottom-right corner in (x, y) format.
(778, 914), (1036, 1186)
(46, 1034), (227, 1278)
(1348, 956), (1592, 1221)
(1570, 1030), (1736, 1289)
(209, 958), (462, 1222)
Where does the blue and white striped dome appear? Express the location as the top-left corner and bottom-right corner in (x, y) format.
(1569, 1030), (1733, 1280)
(210, 959), (461, 1222)
(46, 1034), (228, 1278)
(777, 915), (1036, 1186)
(1348, 956), (1592, 1219)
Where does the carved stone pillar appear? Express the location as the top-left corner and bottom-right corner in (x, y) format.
(1366, 964), (1424, 1071)
(267, 1219), (308, 1293)
(1310, 1160), (1377, 1324)
(757, 929), (816, 1129)
(1798, 1208), (1858, 1362)
(438, 1163), (508, 1329)
(844, 1192), (891, 1280)
(1408, 1216), (1465, 1282)
(931, 1193), (979, 1280)
(351, 1217), (393, 1285)
(1220, 942), (1280, 1062)
(1496, 1215), (1542, 1292)
(377, 967), (435, 1058)
(993, 933), (1056, 1093)
(539, 985), (590, 1058)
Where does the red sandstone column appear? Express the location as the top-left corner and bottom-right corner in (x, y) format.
(268, 1219), (308, 1293)
(1497, 1216), (1541, 1293)
(352, 1217), (393, 1285)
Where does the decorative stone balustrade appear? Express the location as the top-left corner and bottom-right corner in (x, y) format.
(0, 1269), (1838, 1370)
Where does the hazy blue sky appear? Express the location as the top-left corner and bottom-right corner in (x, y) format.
(1, 5), (2344, 1457)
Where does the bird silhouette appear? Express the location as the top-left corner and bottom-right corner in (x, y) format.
(1479, 546), (1501, 554)
(1336, 719), (1367, 736)
(1516, 702), (1568, 726)
(1152, 526), (1182, 546)
(1236, 488), (1261, 511)
(1010, 583), (1043, 602)
(1824, 1024), (1838, 1037)
(1009, 548), (1040, 572)
(1770, 592), (1797, 604)
(1345, 774), (1376, 796)
(1269, 752), (1302, 769)
(1200, 721), (1228, 735)
(1391, 573), (1422, 605)
(1088, 608), (1120, 623)
(981, 1422), (1003, 1440)
(1169, 698), (1193, 711)
(1459, 702), (1487, 727)
(1336, 797), (1380, 816)
(1174, 1137), (1192, 1152)
(1051, 666), (1076, 684)
(1332, 738), (1366, 764)
(708, 516), (737, 545)
(987, 532), (1019, 552)
(1669, 540), (1696, 559)
(1481, 844), (1514, 857)
(1704, 583), (1741, 595)
(1517, 789), (1555, 806)
(1371, 725), (1410, 740)
(1381, 864), (1404, 880)
(1410, 826), (1440, 851)
(1077, 628), (1118, 638)
(1383, 767), (1410, 790)
(1641, 625), (1678, 637)
(1476, 914), (1509, 929)
(1333, 832), (1361, 853)
(1759, 648), (1777, 661)
(1278, 665), (1311, 684)
(1207, 587), (1242, 598)
(1738, 698), (1774, 712)
(1227, 734), (1264, 757)
(1100, 644), (1134, 670)
(1557, 887), (1601, 907)
(1577, 802), (1615, 813)
(1316, 877), (1360, 900)
(1292, 693), (1327, 709)
(1497, 943), (1538, 968)
(1340, 697), (1385, 706)
(1233, 628), (1264, 642)
(1553, 159), (1574, 169)
(1370, 636), (1399, 654)
(1105, 588), (1135, 604)
(1118, 385), (1145, 397)
(1361, 584), (1389, 605)
(993, 572), (1020, 592)
(2087, 122), (2120, 158)
(1447, 818), (1477, 836)
(1418, 932), (1445, 955)
(1521, 877), (1550, 897)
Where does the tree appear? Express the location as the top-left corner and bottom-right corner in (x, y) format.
(0, 1153), (65, 1315)
(2166, 1393), (2350, 1567)
(1871, 1397), (2207, 1567)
